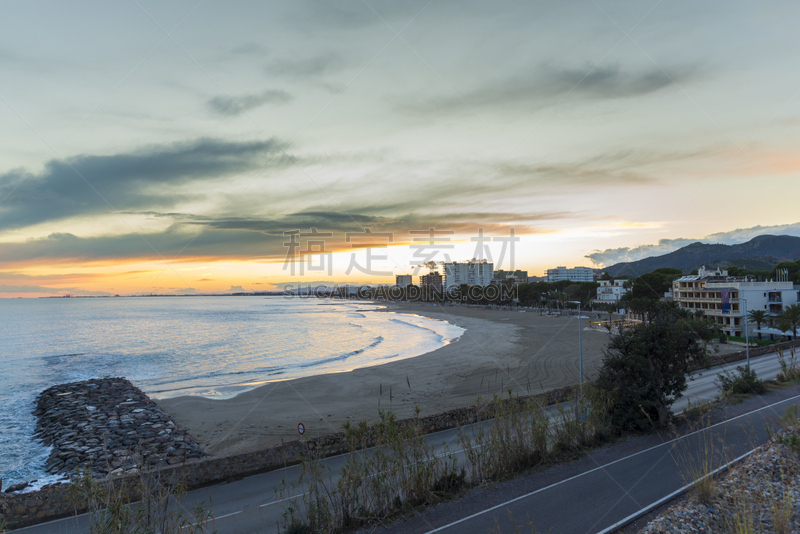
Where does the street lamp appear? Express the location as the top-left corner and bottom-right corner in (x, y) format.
(570, 301), (584, 397)
(741, 295), (750, 369)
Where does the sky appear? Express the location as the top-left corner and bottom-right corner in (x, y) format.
(1, 0), (800, 297)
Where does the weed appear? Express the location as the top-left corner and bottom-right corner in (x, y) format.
(283, 387), (614, 532)
(672, 415), (721, 505)
(68, 463), (214, 534)
(286, 409), (463, 532)
(778, 405), (799, 429)
(776, 347), (800, 383)
(769, 489), (794, 534)
(725, 493), (756, 534)
(682, 399), (716, 419)
(717, 366), (766, 397)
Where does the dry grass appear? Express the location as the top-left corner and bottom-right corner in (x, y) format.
(279, 387), (615, 533)
(671, 415), (723, 505)
(68, 463), (214, 534)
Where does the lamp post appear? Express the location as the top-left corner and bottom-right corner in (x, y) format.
(570, 300), (584, 397)
(742, 295), (750, 369)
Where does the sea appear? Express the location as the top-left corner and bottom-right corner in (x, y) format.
(0, 296), (463, 490)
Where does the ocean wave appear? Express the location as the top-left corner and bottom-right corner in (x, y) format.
(145, 366), (286, 387)
(297, 336), (384, 369)
(389, 317), (439, 332)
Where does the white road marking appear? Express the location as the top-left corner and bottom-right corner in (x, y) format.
(182, 510), (242, 528)
(595, 448), (758, 534)
(260, 493), (306, 507)
(424, 393), (800, 533)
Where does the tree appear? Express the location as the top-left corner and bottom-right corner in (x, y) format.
(628, 269), (682, 301)
(771, 260), (800, 285)
(747, 309), (769, 340)
(595, 302), (719, 430)
(779, 304), (800, 340)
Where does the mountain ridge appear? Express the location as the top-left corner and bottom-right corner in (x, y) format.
(601, 234), (800, 277)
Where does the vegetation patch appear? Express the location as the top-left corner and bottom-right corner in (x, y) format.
(278, 388), (615, 533)
(717, 365), (766, 397)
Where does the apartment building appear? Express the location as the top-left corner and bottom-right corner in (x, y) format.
(546, 266), (594, 283)
(419, 272), (444, 291)
(673, 266), (799, 338)
(443, 260), (494, 289)
(596, 280), (630, 302)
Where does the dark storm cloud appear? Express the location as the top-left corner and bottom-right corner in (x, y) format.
(0, 138), (288, 230)
(0, 227), (275, 264)
(401, 63), (696, 114)
(208, 90), (293, 116)
(0, 203), (565, 265)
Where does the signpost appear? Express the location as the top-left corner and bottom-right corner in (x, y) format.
(298, 423), (305, 436)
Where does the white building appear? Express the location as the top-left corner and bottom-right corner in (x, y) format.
(596, 280), (630, 302)
(443, 260), (494, 289)
(673, 266), (800, 339)
(395, 274), (413, 287)
(546, 266), (595, 283)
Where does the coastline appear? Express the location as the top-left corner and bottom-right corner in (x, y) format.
(157, 302), (613, 456)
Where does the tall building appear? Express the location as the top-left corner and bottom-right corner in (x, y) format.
(673, 266), (800, 339)
(443, 260), (494, 289)
(395, 274), (413, 287)
(419, 272), (443, 291)
(546, 266), (595, 283)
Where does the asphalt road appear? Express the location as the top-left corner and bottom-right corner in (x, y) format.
(13, 347), (798, 534)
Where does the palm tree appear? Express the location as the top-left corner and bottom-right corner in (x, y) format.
(747, 309), (769, 340)
(779, 304), (800, 340)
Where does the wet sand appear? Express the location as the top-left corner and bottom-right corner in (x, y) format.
(157, 303), (620, 456)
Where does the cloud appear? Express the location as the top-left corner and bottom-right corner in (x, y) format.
(267, 54), (345, 78)
(0, 204), (558, 266)
(229, 42), (268, 56)
(229, 285), (245, 292)
(586, 222), (800, 266)
(0, 138), (287, 230)
(208, 90), (293, 116)
(401, 63), (696, 114)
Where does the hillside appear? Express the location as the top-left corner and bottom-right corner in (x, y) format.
(602, 235), (800, 277)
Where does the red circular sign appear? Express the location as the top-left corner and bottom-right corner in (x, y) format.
(298, 423), (305, 435)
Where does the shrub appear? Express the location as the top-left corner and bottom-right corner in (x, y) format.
(716, 366), (766, 397)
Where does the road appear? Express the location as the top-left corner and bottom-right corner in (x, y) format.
(13, 347), (797, 534)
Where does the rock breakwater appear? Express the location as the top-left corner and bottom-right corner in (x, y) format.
(34, 378), (205, 477)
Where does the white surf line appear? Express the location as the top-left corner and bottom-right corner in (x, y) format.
(594, 448), (758, 534)
(423, 393), (800, 534)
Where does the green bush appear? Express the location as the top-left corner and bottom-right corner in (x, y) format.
(716, 365), (766, 396)
(595, 303), (719, 430)
(725, 335), (775, 347)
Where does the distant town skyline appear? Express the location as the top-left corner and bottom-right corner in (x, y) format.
(2, 1), (800, 297)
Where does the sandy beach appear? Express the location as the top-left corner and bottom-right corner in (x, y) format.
(157, 303), (626, 456)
